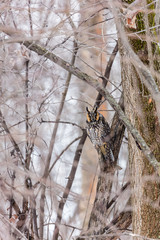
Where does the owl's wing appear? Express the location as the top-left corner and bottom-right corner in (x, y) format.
(99, 143), (114, 162)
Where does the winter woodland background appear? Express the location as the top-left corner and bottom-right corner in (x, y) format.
(0, 0), (160, 240)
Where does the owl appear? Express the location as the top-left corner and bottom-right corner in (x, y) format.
(86, 106), (114, 164)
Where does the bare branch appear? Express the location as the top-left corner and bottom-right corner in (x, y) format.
(39, 39), (79, 239)
(23, 41), (160, 175)
(52, 130), (87, 240)
(107, 181), (130, 210)
(0, 110), (24, 164)
(95, 42), (118, 107)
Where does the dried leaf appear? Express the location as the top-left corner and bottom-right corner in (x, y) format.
(125, 10), (143, 29)
(9, 214), (18, 223)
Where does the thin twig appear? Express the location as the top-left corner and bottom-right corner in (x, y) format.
(41, 120), (83, 131)
(107, 181), (130, 209)
(28, 0), (33, 36)
(0, 110), (24, 164)
(25, 60), (30, 169)
(49, 136), (82, 174)
(96, 200), (132, 238)
(95, 42), (118, 107)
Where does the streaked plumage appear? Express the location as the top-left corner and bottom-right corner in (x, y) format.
(86, 106), (114, 164)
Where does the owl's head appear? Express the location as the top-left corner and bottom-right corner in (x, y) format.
(86, 106), (100, 123)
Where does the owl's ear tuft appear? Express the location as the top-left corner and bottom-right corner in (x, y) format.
(86, 107), (90, 113)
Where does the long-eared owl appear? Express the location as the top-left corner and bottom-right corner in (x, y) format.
(86, 106), (114, 164)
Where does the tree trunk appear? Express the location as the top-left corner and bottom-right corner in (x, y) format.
(121, 37), (160, 239)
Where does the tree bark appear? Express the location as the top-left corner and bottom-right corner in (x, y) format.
(121, 32), (160, 239)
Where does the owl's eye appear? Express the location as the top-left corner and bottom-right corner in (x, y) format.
(86, 113), (91, 122)
(95, 112), (99, 121)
